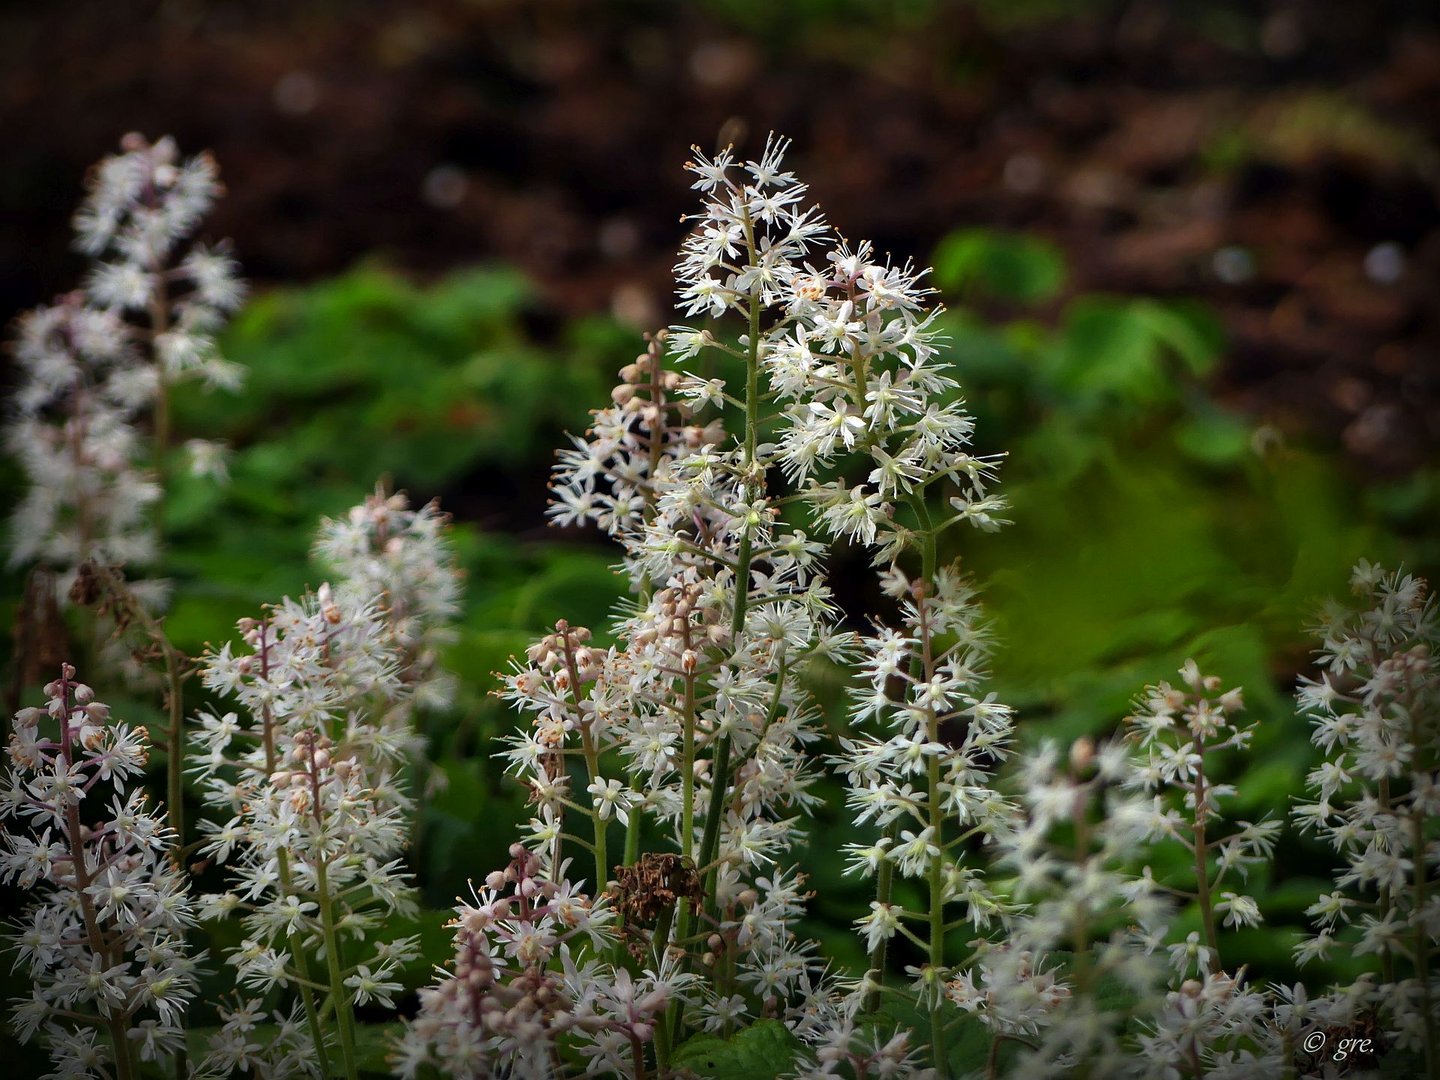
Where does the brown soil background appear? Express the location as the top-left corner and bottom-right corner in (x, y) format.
(3, 0), (1437, 471)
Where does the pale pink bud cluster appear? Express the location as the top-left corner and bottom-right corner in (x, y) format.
(550, 330), (726, 552)
(396, 845), (694, 1079)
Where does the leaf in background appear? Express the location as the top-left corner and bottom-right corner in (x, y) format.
(672, 1019), (802, 1079)
(1047, 297), (1222, 411)
(354, 1022), (407, 1078)
(931, 228), (1067, 304)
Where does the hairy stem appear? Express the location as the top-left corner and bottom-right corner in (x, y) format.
(863, 820), (900, 1014)
(682, 673), (697, 862)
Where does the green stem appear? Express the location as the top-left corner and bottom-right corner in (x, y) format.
(579, 726), (610, 890)
(279, 850), (333, 1075)
(863, 820), (900, 1014)
(695, 201), (764, 919)
(315, 856), (359, 1080)
(652, 901), (676, 1073)
(163, 646), (185, 854)
(164, 634), (187, 1080)
(557, 632), (610, 892)
(1072, 809), (1094, 994)
(674, 202), (765, 1051)
(623, 784), (644, 868)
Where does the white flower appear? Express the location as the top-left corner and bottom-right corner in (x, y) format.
(587, 776), (633, 825)
(2, 667), (197, 1075)
(345, 963), (403, 1009)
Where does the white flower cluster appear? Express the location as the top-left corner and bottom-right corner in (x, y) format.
(314, 486), (463, 712)
(835, 567), (1014, 975)
(673, 137), (1005, 563)
(1293, 561), (1439, 1056)
(980, 738), (1170, 1078)
(1, 665), (198, 1080)
(189, 583), (426, 1070)
(520, 135), (1012, 1073)
(1136, 973), (1281, 1080)
(499, 597), (840, 1019)
(6, 135), (244, 590)
(76, 133), (245, 393)
(193, 997), (319, 1080)
(1125, 662), (1278, 959)
(785, 997), (936, 1080)
(6, 299), (160, 590)
(396, 845), (696, 1079)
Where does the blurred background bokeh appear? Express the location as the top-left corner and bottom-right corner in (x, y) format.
(3, 0), (1439, 1049)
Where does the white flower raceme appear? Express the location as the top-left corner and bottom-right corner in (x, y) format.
(946, 945), (1071, 1041)
(190, 585), (422, 1073)
(982, 738), (1170, 1079)
(527, 136), (1012, 1072)
(5, 298), (160, 593)
(314, 486), (463, 713)
(7, 134), (244, 608)
(1292, 561), (1439, 1061)
(1124, 662), (1275, 969)
(1, 666), (198, 1079)
(834, 564), (1015, 1012)
(670, 138), (1004, 565)
(1135, 973), (1283, 1080)
(783, 993), (936, 1080)
(76, 134), (245, 391)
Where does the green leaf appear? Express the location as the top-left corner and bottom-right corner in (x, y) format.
(672, 1019), (802, 1079)
(1047, 297), (1222, 410)
(931, 228), (1067, 304)
(355, 1022), (407, 1077)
